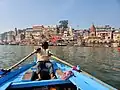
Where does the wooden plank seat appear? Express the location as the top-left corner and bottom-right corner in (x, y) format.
(22, 71), (33, 80)
(56, 69), (64, 76)
(22, 67), (37, 81)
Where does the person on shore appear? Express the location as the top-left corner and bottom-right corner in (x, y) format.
(35, 41), (55, 80)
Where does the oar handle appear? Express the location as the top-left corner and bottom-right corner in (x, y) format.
(51, 56), (73, 67)
(7, 50), (37, 71)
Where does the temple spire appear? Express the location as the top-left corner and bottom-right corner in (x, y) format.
(90, 24), (96, 36)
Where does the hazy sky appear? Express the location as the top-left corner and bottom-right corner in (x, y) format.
(0, 0), (120, 33)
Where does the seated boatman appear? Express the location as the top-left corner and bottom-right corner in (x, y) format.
(35, 41), (55, 80)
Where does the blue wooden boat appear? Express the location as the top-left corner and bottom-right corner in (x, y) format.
(0, 56), (117, 90)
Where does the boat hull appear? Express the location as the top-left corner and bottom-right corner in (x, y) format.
(0, 60), (117, 90)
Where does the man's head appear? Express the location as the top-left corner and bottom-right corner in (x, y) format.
(42, 41), (49, 49)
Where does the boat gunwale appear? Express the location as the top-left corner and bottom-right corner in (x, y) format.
(9, 79), (71, 89)
(55, 61), (117, 90)
(0, 62), (36, 87)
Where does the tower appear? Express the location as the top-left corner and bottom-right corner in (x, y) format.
(15, 28), (18, 36)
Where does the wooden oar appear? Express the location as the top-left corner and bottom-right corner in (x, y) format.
(0, 49), (37, 76)
(51, 55), (73, 68)
(7, 50), (37, 71)
(51, 55), (82, 73)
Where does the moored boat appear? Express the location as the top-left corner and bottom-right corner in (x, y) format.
(0, 56), (117, 90)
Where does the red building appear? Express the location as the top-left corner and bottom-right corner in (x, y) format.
(90, 24), (96, 36)
(50, 35), (62, 43)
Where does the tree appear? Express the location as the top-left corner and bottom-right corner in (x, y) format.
(59, 20), (68, 29)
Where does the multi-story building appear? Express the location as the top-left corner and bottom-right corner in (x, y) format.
(83, 30), (90, 38)
(19, 25), (57, 45)
(43, 25), (57, 39)
(62, 27), (74, 41)
(0, 34), (3, 43)
(16, 34), (24, 42)
(85, 24), (115, 43)
(113, 31), (120, 42)
(73, 30), (84, 40)
(32, 25), (57, 36)
(95, 25), (115, 43)
(0, 34), (3, 42)
(33, 25), (44, 31)
(96, 25), (112, 31)
(0, 32), (7, 42)
(96, 30), (111, 41)
(24, 28), (32, 39)
(7, 31), (15, 42)
(84, 24), (100, 43)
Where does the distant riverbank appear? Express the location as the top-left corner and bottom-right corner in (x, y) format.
(0, 42), (120, 48)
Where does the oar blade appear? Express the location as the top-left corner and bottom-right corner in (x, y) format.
(0, 69), (9, 76)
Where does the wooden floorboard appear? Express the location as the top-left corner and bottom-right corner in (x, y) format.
(56, 69), (64, 76)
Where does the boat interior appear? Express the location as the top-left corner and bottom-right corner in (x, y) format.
(1, 60), (116, 90)
(5, 61), (78, 90)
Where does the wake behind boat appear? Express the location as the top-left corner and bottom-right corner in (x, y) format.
(0, 56), (117, 90)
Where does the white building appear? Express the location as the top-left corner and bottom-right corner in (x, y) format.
(7, 31), (15, 42)
(113, 31), (120, 42)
